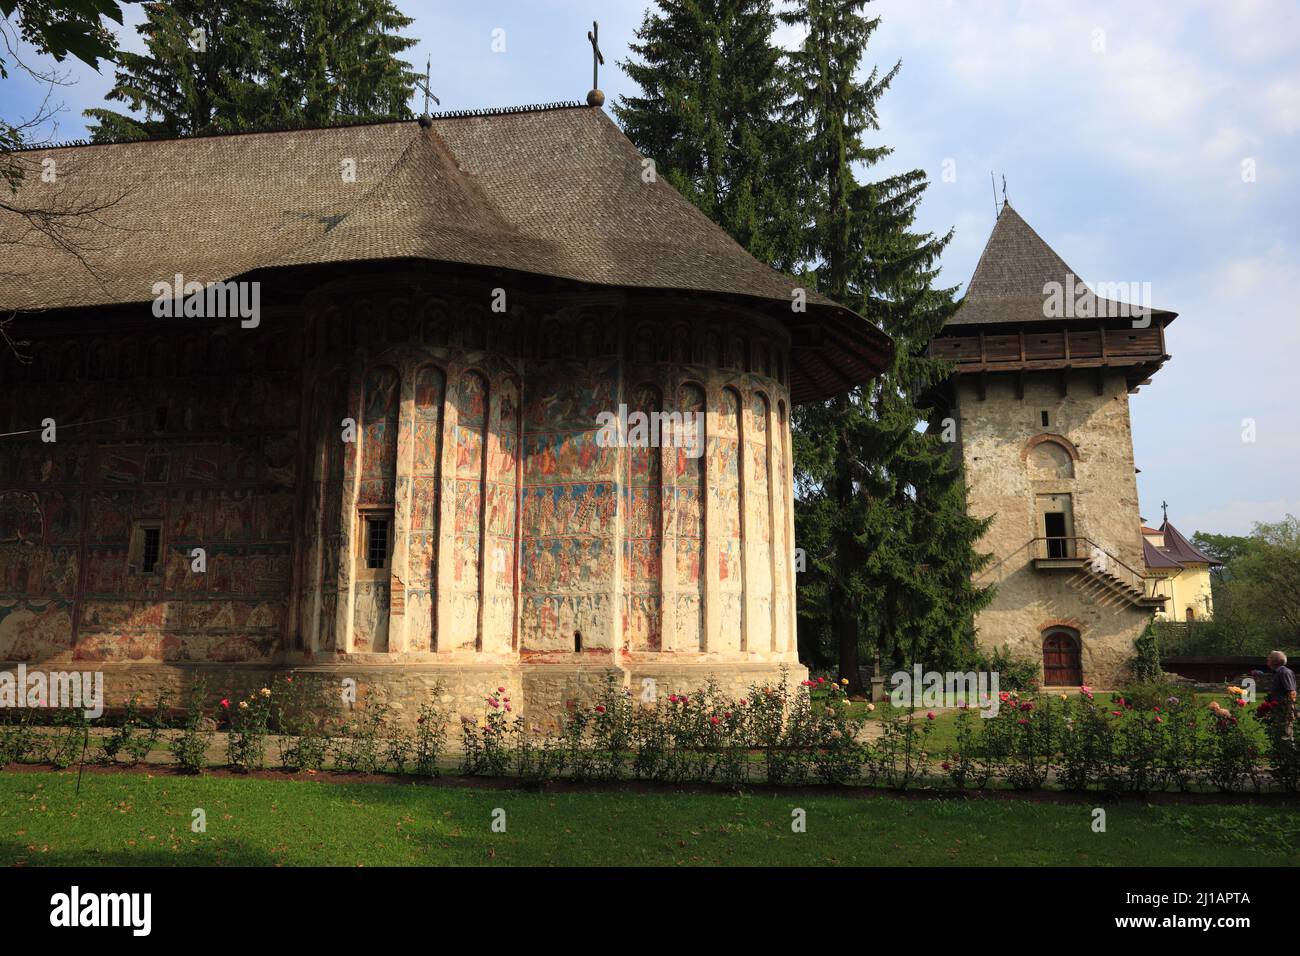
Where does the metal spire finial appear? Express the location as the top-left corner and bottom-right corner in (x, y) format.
(586, 21), (605, 107)
(415, 56), (440, 127)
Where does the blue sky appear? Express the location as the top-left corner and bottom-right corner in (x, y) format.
(3, 0), (1296, 535)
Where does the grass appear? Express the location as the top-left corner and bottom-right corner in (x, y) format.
(0, 769), (1294, 866)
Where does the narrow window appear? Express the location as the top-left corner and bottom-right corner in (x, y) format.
(574, 630), (583, 653)
(365, 515), (390, 570)
(142, 528), (161, 573)
(1040, 410), (1050, 427)
(129, 521), (164, 575)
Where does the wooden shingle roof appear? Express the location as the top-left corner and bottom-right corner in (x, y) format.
(950, 203), (1176, 328)
(0, 104), (891, 403)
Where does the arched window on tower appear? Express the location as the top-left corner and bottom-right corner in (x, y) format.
(1028, 438), (1075, 479)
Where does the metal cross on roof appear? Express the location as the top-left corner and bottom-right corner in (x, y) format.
(588, 21), (604, 90)
(415, 56), (440, 125)
(1161, 500), (1169, 524)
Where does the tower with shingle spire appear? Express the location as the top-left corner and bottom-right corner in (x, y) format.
(928, 202), (1175, 687)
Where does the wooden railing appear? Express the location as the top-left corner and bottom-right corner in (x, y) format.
(930, 327), (1164, 365)
(1030, 536), (1169, 601)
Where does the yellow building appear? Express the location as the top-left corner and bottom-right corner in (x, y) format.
(1142, 515), (1221, 621)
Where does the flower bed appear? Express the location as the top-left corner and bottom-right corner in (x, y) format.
(2, 672), (1295, 794)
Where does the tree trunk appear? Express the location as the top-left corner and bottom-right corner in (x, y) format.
(832, 395), (863, 695)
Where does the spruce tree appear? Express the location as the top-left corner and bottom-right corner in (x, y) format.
(85, 0), (417, 142)
(784, 0), (990, 688)
(614, 0), (801, 270)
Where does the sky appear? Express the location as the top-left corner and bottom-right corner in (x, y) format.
(2, 0), (1296, 536)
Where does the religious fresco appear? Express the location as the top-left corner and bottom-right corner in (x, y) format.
(350, 365), (401, 652)
(0, 600), (74, 659)
(713, 387), (745, 650)
(675, 383), (706, 652)
(0, 297), (801, 687)
(481, 377), (520, 652)
(623, 383), (663, 652)
(450, 370), (489, 651)
(772, 401), (793, 653)
(405, 363), (446, 652)
(522, 483), (616, 536)
(520, 359), (621, 655)
(0, 490), (42, 543)
(0, 325), (301, 663)
(746, 392), (774, 647)
(358, 366), (399, 507)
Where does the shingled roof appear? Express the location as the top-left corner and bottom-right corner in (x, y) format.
(949, 203), (1176, 327)
(1158, 520), (1223, 567)
(0, 104), (890, 403)
(1142, 538), (1184, 571)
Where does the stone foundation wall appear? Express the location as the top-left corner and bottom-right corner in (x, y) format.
(3, 658), (809, 735)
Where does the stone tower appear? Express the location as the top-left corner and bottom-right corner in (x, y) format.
(929, 203), (1172, 687)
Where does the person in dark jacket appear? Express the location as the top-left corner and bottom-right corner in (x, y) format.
(1261, 651), (1296, 738)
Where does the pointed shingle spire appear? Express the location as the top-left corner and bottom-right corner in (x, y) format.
(948, 203), (1175, 327)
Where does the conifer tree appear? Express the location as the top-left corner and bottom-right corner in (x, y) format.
(85, 0), (417, 142)
(614, 0), (801, 270)
(783, 0), (990, 687)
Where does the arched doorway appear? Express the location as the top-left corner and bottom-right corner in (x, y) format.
(1042, 629), (1082, 685)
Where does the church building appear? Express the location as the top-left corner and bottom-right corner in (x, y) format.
(929, 203), (1174, 687)
(0, 102), (891, 724)
(1142, 514), (1221, 623)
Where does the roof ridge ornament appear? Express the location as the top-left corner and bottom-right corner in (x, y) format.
(415, 56), (440, 128)
(587, 20), (605, 107)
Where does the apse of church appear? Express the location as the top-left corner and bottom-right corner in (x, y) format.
(294, 284), (799, 674)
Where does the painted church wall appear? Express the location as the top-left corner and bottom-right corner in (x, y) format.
(0, 322), (301, 664)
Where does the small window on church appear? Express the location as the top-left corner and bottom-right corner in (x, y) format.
(1040, 410), (1050, 427)
(142, 528), (161, 573)
(128, 521), (164, 575)
(365, 516), (390, 570)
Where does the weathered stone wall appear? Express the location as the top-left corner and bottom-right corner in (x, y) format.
(956, 369), (1153, 687)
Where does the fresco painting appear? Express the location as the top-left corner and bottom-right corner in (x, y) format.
(520, 361), (623, 655)
(0, 308), (799, 694)
(675, 383), (707, 651)
(623, 383), (662, 652)
(450, 370), (489, 649)
(410, 365), (445, 649)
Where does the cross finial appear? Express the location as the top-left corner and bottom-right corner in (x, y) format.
(1001, 174), (1009, 207)
(1161, 500), (1169, 524)
(415, 55), (439, 127)
(586, 21), (605, 107)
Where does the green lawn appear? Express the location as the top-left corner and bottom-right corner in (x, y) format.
(0, 769), (1293, 866)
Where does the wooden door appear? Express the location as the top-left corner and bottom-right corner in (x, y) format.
(1042, 631), (1081, 685)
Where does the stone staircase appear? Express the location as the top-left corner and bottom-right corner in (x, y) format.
(1030, 536), (1168, 611)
